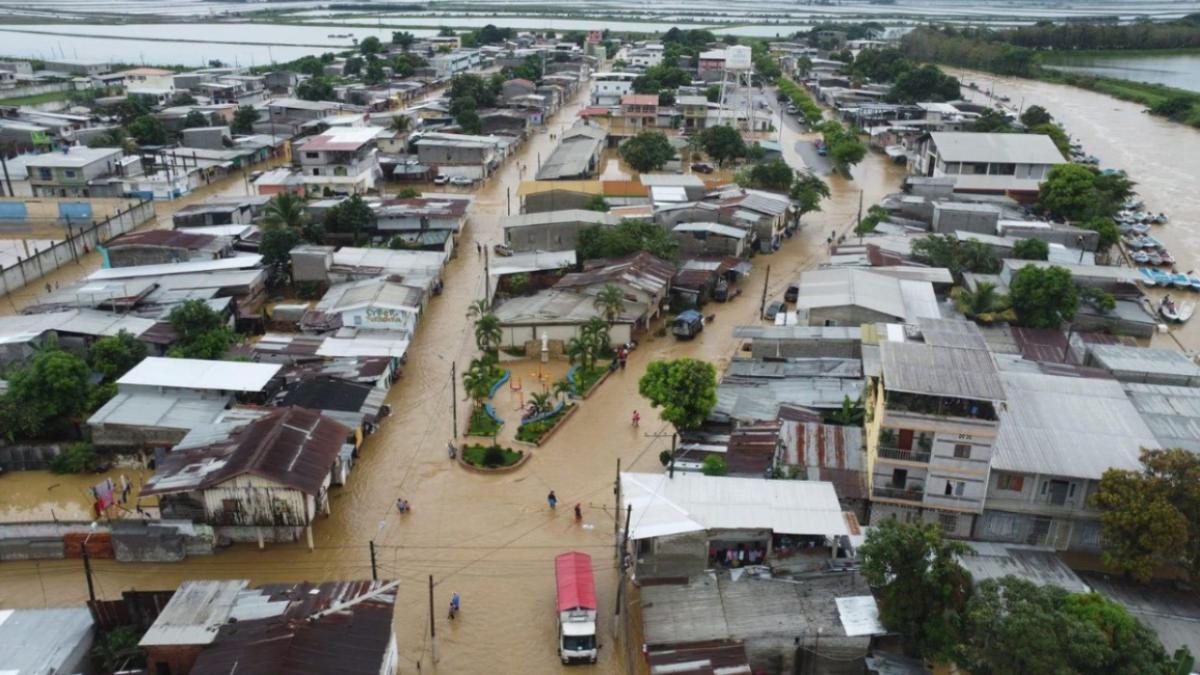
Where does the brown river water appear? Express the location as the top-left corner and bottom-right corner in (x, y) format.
(30, 71), (1200, 672)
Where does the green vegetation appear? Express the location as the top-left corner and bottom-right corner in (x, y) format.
(577, 219), (678, 262)
(1011, 237), (1050, 261)
(260, 224), (301, 286)
(697, 125), (746, 168)
(789, 171), (831, 228)
(1093, 448), (1200, 583)
(463, 443), (523, 468)
(1009, 264), (1078, 328)
(167, 299), (236, 360)
(323, 194), (375, 245)
(818, 121), (867, 176)
(92, 625), (146, 673)
(910, 233), (1001, 281)
(88, 330), (148, 381)
(701, 454), (727, 476)
(516, 404), (573, 444)
(467, 406), (502, 437)
(49, 442), (98, 474)
(854, 205), (889, 235)
(638, 358), (718, 431)
(232, 105), (260, 134)
(573, 363), (609, 395)
(566, 318), (610, 376)
(0, 342), (105, 440)
(0, 89), (72, 106)
(954, 283), (1016, 324)
(619, 131), (676, 173)
(776, 76), (823, 125)
(1037, 164), (1135, 223)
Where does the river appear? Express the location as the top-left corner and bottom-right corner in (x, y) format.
(1045, 53), (1200, 94)
(951, 67), (1200, 352)
(0, 77), (903, 672)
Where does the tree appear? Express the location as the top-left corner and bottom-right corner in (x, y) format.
(1081, 216), (1120, 251)
(359, 36), (383, 56)
(819, 122), (866, 175)
(92, 625), (146, 674)
(449, 73), (496, 107)
(593, 283), (626, 324)
(364, 58), (387, 86)
(619, 131), (675, 173)
(954, 282), (1015, 323)
(698, 125), (746, 167)
(1138, 448), (1200, 580)
(1037, 163), (1100, 221)
(970, 108), (1015, 132)
(1150, 95), (1195, 121)
(887, 64), (960, 103)
(260, 224), (300, 286)
(825, 396), (864, 426)
(88, 330), (147, 381)
(1009, 264), (1078, 329)
(183, 110), (209, 129)
(701, 454), (727, 476)
(1092, 449), (1195, 582)
(297, 77), (335, 101)
(745, 159), (794, 192)
(858, 519), (971, 662)
(231, 105), (260, 134)
(1029, 122), (1070, 158)
(343, 56), (364, 76)
(704, 84), (721, 103)
(911, 234), (1000, 281)
(466, 298), (490, 321)
(390, 114), (411, 134)
(638, 358), (718, 431)
(323, 194), (375, 245)
(262, 191), (306, 230)
(127, 114), (167, 145)
(474, 313), (502, 354)
(3, 347), (94, 437)
(1020, 104), (1053, 128)
(577, 219), (678, 262)
(392, 30), (416, 50)
(169, 91), (197, 106)
(167, 299), (234, 360)
(463, 359), (494, 408)
(789, 171), (830, 227)
(1011, 237), (1049, 260)
(456, 108), (481, 135)
(855, 205), (889, 235)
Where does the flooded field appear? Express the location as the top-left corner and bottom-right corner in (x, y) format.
(1045, 52), (1200, 94)
(952, 68), (1200, 352)
(0, 81), (902, 672)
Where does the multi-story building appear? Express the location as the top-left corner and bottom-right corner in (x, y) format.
(698, 49), (728, 81)
(865, 321), (1005, 538)
(24, 146), (125, 198)
(294, 126), (381, 195)
(625, 44), (664, 69)
(677, 95), (710, 131)
(976, 370), (1154, 552)
(591, 72), (638, 106)
(620, 94), (658, 130)
(909, 132), (1066, 199)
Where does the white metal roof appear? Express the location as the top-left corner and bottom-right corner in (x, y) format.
(930, 132), (1066, 165)
(620, 472), (848, 541)
(991, 371), (1152, 480)
(139, 580), (248, 647)
(0, 608), (94, 675)
(87, 255), (262, 281)
(118, 357), (281, 392)
(672, 222), (748, 239)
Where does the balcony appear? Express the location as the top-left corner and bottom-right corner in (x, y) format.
(885, 391), (998, 422)
(872, 484), (925, 502)
(877, 447), (931, 463)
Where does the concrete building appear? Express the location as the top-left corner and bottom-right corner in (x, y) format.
(697, 49), (728, 81)
(554, 251), (674, 327)
(24, 146), (124, 197)
(536, 125), (607, 180)
(1085, 344), (1200, 386)
(374, 195), (471, 234)
(501, 208), (618, 253)
(793, 268), (940, 327)
(414, 133), (502, 180)
(142, 407), (352, 547)
(493, 289), (633, 350)
(591, 72), (638, 106)
(102, 229), (231, 267)
(294, 126), (381, 195)
(310, 276), (426, 339)
(620, 94), (659, 129)
(0, 607), (94, 675)
(978, 369), (1155, 551)
(910, 132), (1066, 198)
(866, 320), (1006, 538)
(671, 221), (749, 257)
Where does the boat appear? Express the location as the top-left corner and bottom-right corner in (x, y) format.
(1149, 268), (1173, 285)
(1172, 273), (1192, 288)
(1189, 275), (1200, 291)
(1124, 198), (1144, 210)
(1160, 300), (1196, 323)
(1124, 235), (1147, 249)
(1181, 302), (1196, 322)
(1143, 235), (1166, 249)
(1147, 252), (1163, 266)
(1132, 251), (1151, 265)
(1161, 251), (1176, 266)
(1138, 267), (1159, 285)
(1119, 222), (1135, 235)
(1131, 222), (1151, 235)
(1152, 213), (1169, 225)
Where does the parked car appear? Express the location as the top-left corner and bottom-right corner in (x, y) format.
(449, 175), (474, 187)
(433, 174), (449, 185)
(691, 162), (715, 174)
(671, 310), (705, 340)
(493, 243), (514, 257)
(784, 282), (800, 304)
(763, 300), (785, 321)
(786, 105), (798, 115)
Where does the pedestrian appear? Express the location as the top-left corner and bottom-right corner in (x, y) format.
(45, 282), (52, 294)
(449, 592), (460, 619)
(574, 503), (582, 522)
(547, 491), (558, 509)
(476, 241), (482, 254)
(632, 410), (640, 427)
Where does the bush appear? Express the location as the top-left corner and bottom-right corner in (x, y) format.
(515, 405), (572, 443)
(50, 442), (98, 474)
(462, 444), (523, 468)
(468, 405), (501, 436)
(573, 364), (609, 395)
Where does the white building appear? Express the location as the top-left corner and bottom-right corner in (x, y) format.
(295, 126), (381, 195)
(910, 132), (1066, 197)
(591, 72), (638, 106)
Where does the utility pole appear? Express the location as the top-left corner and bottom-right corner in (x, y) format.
(483, 246), (491, 301)
(81, 547), (96, 607)
(759, 264), (771, 318)
(506, 186), (511, 216)
(428, 574), (438, 664)
(613, 458), (621, 558)
(450, 362), (458, 438)
(668, 433), (676, 479)
(0, 148), (13, 197)
(613, 504), (632, 618)
(369, 540), (378, 581)
(855, 189), (863, 232)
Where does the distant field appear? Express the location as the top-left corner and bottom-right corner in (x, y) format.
(0, 90), (71, 106)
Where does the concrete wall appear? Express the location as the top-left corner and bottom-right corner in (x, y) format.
(499, 322), (632, 350)
(0, 81), (73, 101)
(524, 190), (593, 214)
(806, 305), (896, 327)
(504, 220), (597, 252)
(0, 442), (65, 470)
(0, 199), (154, 298)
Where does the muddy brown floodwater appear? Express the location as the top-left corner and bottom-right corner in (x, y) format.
(949, 68), (1200, 353)
(0, 82), (903, 673)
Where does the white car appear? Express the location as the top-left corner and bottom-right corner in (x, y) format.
(449, 175), (474, 187)
(433, 174), (449, 185)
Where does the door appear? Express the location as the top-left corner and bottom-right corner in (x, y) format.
(890, 468), (908, 489)
(898, 429), (913, 451)
(1027, 517), (1052, 546)
(1048, 480), (1070, 506)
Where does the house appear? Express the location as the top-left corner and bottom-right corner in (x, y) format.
(294, 126), (381, 195)
(669, 256), (752, 307)
(591, 72), (638, 106)
(620, 94), (659, 130)
(117, 357), (281, 400)
(139, 578), (399, 675)
(1085, 344), (1200, 386)
(172, 195), (268, 227)
(620, 472), (852, 580)
(910, 132), (1066, 198)
(493, 289), (633, 350)
(479, 109), (530, 136)
(24, 146), (124, 197)
(536, 125), (607, 181)
(554, 251), (674, 327)
(0, 608), (94, 675)
(374, 195), (471, 235)
(308, 276), (426, 339)
(267, 98), (346, 125)
(626, 44), (665, 68)
(141, 407), (352, 547)
(413, 132), (503, 180)
(501, 208), (618, 252)
(792, 268), (940, 327)
(697, 49), (728, 81)
(277, 376), (387, 435)
(671, 222), (748, 257)
(704, 187), (793, 250)
(865, 321), (1006, 538)
(101, 229), (231, 268)
(500, 77), (536, 102)
(0, 309), (161, 367)
(978, 369), (1154, 551)
(677, 95), (711, 130)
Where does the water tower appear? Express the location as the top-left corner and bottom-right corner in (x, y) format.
(718, 45), (755, 132)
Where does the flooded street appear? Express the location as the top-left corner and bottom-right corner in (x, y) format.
(0, 81), (902, 673)
(950, 68), (1200, 352)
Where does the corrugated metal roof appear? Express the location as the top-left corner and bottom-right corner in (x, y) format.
(881, 341), (1005, 401)
(917, 318), (989, 350)
(1089, 344), (1200, 378)
(140, 580), (248, 646)
(119, 357), (281, 392)
(672, 222), (748, 239)
(796, 268), (937, 322)
(88, 391), (229, 430)
(87, 255), (263, 281)
(929, 132), (1066, 165)
(1123, 382), (1200, 452)
(991, 371), (1152, 480)
(0, 608), (94, 674)
(958, 543), (1090, 593)
(499, 209), (616, 228)
(620, 472), (849, 541)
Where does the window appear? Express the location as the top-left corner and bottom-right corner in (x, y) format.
(944, 480), (965, 497)
(38, 168), (51, 180)
(953, 444), (971, 459)
(312, 168), (320, 176)
(938, 513), (958, 532)
(64, 169), (76, 178)
(305, 152), (319, 159)
(998, 474), (1024, 492)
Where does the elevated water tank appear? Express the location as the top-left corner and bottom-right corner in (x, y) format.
(726, 45), (753, 71)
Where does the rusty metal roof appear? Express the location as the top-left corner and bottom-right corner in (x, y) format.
(647, 640), (751, 675)
(106, 229), (220, 250)
(725, 420), (781, 476)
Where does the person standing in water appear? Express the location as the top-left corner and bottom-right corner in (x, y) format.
(547, 491), (557, 509)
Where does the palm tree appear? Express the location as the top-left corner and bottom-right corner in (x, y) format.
(593, 284), (626, 325)
(565, 336), (594, 374)
(263, 192), (306, 230)
(552, 378), (573, 401)
(529, 391), (552, 414)
(466, 298), (490, 321)
(474, 313), (502, 354)
(954, 283), (1015, 323)
(580, 317), (610, 361)
(390, 114), (411, 134)
(825, 396), (864, 426)
(463, 362), (492, 408)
